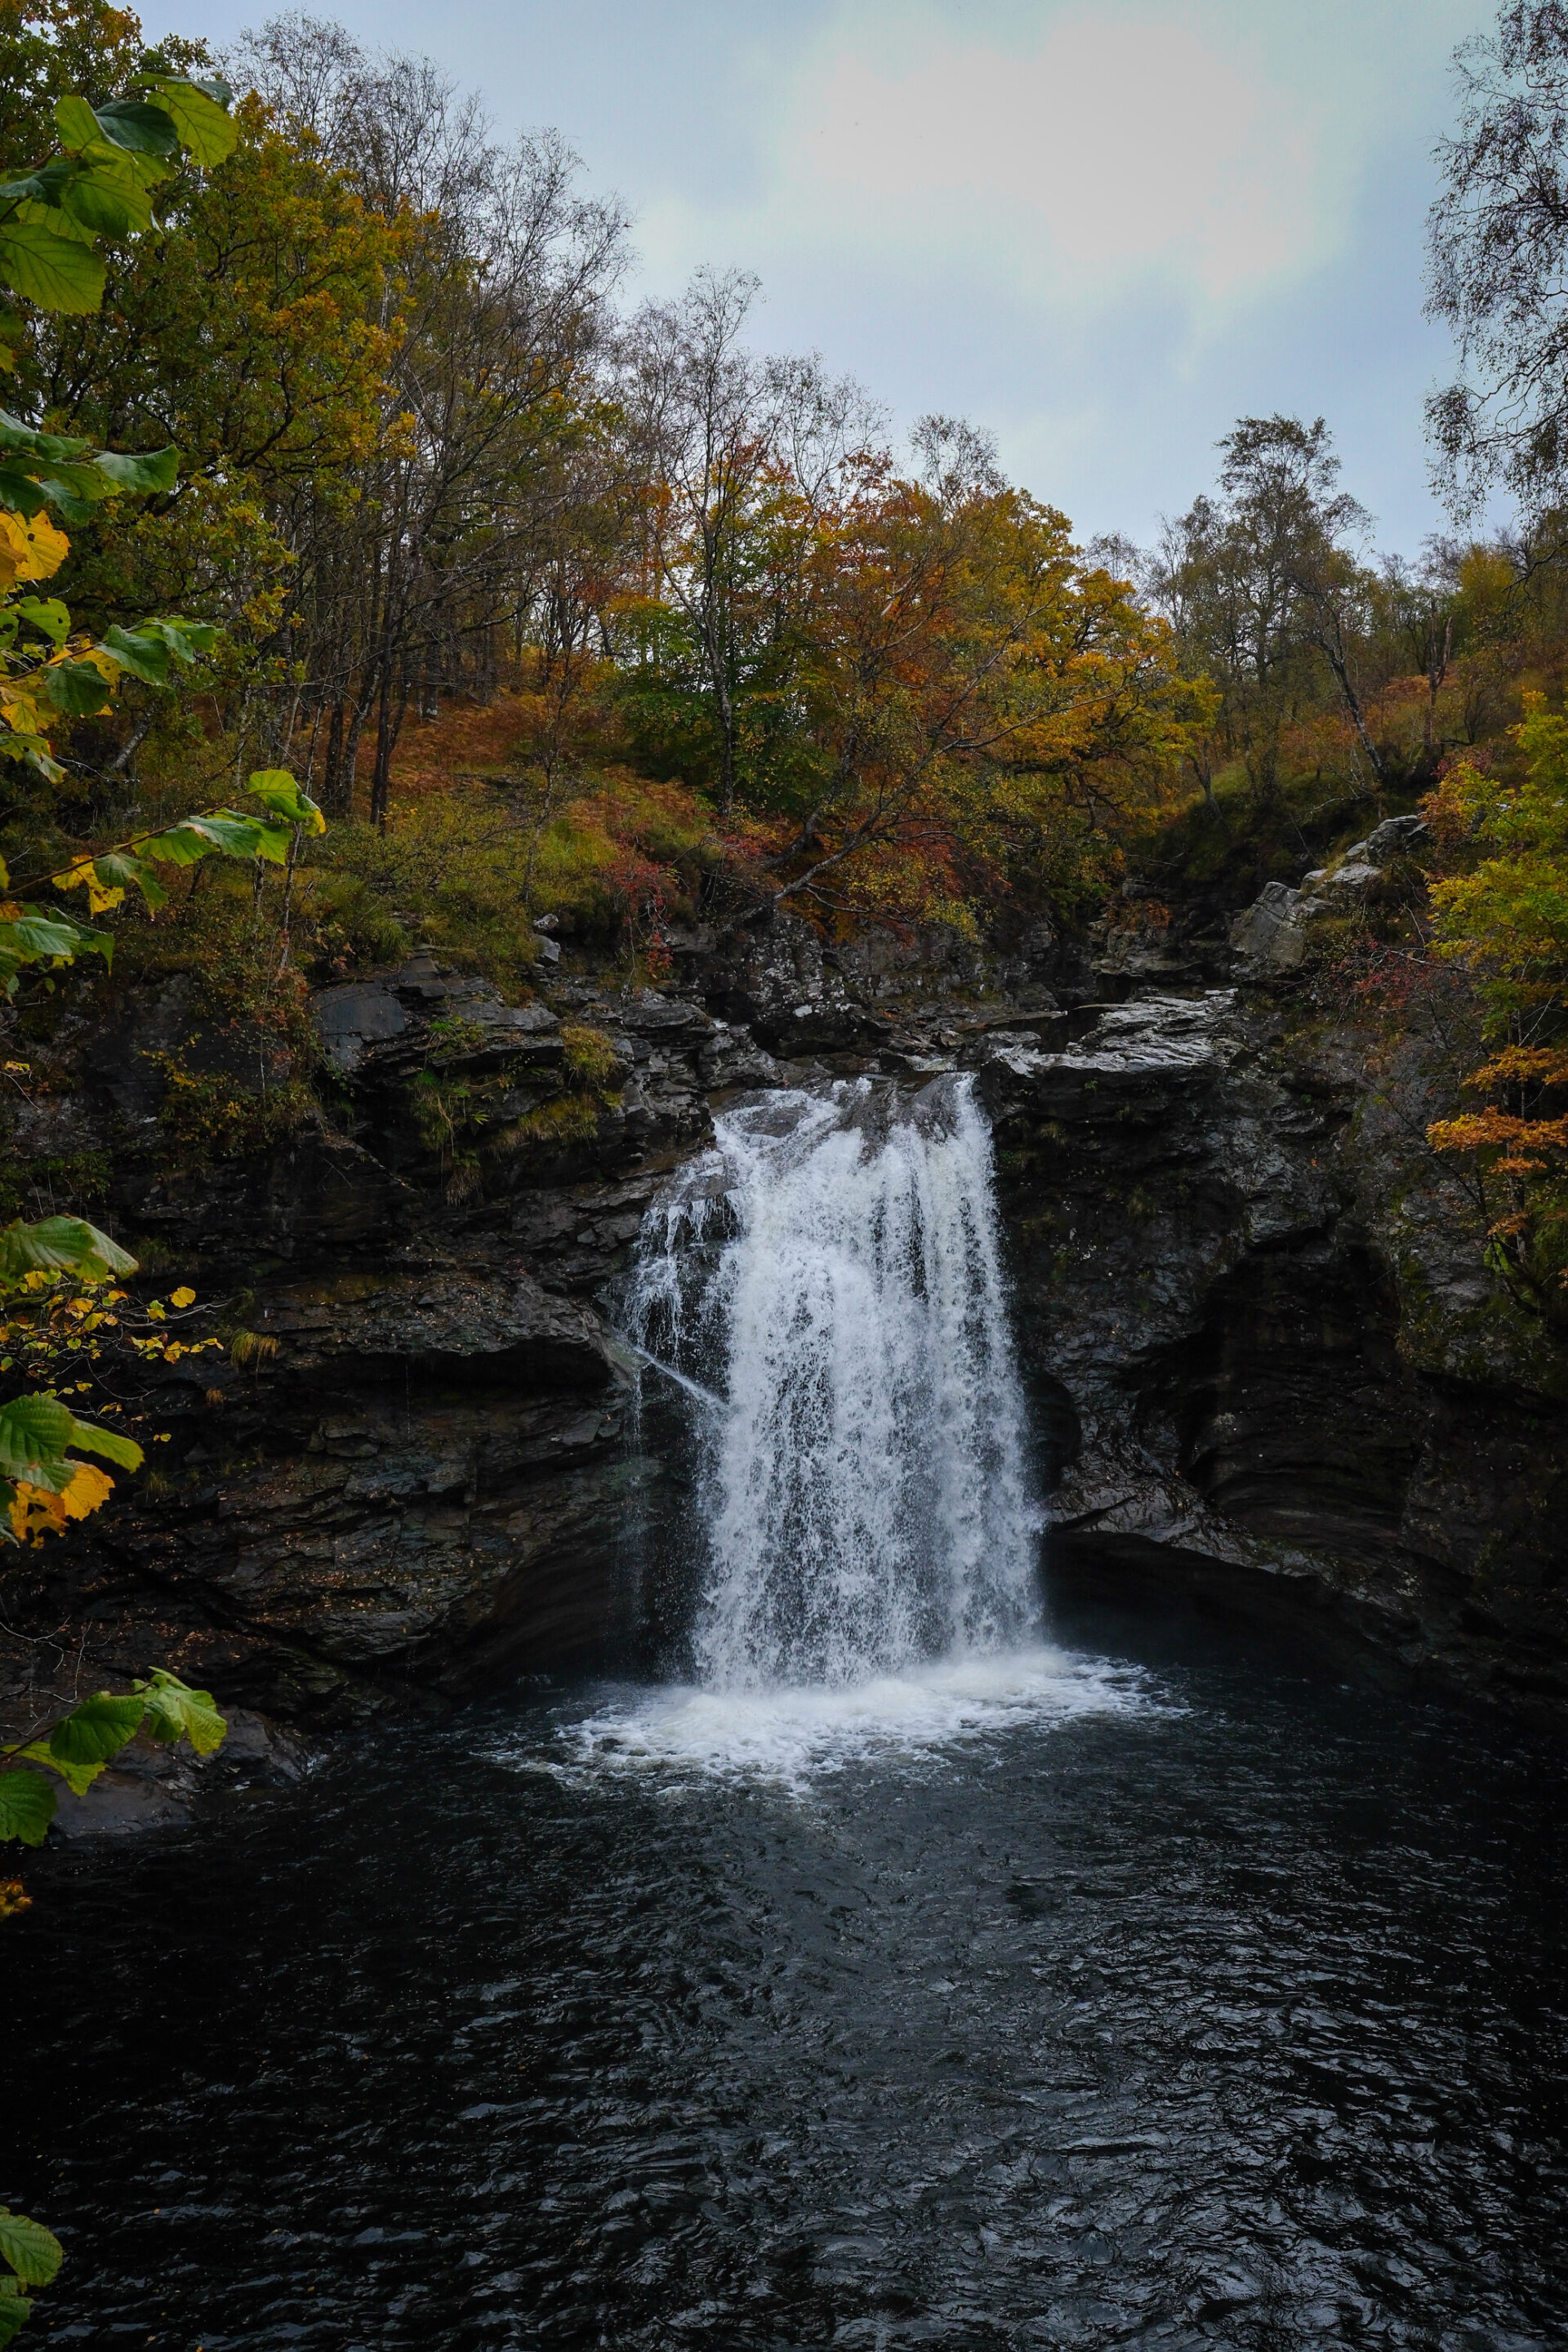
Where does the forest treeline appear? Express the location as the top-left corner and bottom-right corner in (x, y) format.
(0, 0), (1564, 1315)
(0, 0), (1205, 929)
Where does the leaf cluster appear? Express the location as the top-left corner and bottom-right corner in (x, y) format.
(0, 2207), (61, 2350)
(0, 1667), (225, 1848)
(0, 69), (236, 322)
(1424, 694), (1568, 1315)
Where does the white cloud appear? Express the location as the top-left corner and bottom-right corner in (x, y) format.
(154, 0), (1484, 546)
(639, 2), (1352, 324)
(801, 13), (1327, 301)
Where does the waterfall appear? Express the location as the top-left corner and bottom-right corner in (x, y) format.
(624, 1074), (1041, 1689)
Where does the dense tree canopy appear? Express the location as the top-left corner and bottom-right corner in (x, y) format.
(0, 0), (1563, 1322)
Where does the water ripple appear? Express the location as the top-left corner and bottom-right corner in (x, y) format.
(10, 1608), (1567, 2350)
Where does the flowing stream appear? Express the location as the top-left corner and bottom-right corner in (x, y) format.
(8, 1079), (1568, 2347)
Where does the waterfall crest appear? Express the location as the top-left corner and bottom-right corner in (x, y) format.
(626, 1074), (1041, 1688)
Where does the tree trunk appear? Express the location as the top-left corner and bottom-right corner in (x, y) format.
(321, 698), (348, 817)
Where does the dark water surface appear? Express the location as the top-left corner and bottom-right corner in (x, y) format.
(10, 1599), (1568, 2351)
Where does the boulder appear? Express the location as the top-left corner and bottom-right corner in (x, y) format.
(1227, 880), (1312, 974)
(312, 965), (559, 1078)
(1230, 818), (1430, 976)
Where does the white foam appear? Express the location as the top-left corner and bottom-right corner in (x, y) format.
(548, 1646), (1156, 1793)
(621, 1076), (1043, 1689)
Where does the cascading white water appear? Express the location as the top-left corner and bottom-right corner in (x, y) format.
(624, 1074), (1042, 1690)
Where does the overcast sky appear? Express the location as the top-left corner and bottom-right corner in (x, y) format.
(154, 0), (1492, 557)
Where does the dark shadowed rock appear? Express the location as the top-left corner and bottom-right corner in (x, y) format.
(123, 1121), (417, 1261)
(981, 990), (1568, 1710)
(266, 1267), (614, 1392)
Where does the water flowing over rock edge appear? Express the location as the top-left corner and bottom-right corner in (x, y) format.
(621, 1075), (1040, 1690)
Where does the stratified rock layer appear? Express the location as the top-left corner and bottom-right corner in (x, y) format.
(979, 991), (1566, 1707)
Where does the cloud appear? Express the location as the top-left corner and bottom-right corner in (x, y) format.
(154, 0), (1481, 546)
(640, 2), (1350, 327)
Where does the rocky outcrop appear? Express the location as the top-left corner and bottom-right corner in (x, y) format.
(1229, 815), (1429, 976)
(12, 1259), (641, 1725)
(4, 894), (1566, 1730)
(976, 991), (1567, 1709)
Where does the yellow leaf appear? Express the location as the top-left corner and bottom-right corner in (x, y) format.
(9, 1462), (114, 1543)
(10, 1479), (65, 1541)
(0, 508), (70, 586)
(0, 683), (50, 746)
(58, 1459), (114, 1520)
(170, 1285), (196, 1307)
(55, 859), (125, 915)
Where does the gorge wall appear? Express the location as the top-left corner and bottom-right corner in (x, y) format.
(5, 870), (1565, 1731)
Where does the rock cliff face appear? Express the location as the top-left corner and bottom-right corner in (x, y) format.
(5, 893), (1565, 1728)
(978, 991), (1566, 1708)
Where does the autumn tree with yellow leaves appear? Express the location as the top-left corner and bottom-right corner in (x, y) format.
(1425, 699), (1568, 1323)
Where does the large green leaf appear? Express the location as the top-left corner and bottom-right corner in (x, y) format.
(1, 911), (82, 956)
(0, 412), (88, 461)
(117, 147), (174, 191)
(15, 596), (69, 646)
(0, 2274), (35, 2351)
(0, 1455), (76, 1496)
(0, 464), (47, 515)
(34, 457), (114, 501)
(42, 659), (114, 717)
(47, 1692), (145, 1769)
(77, 147), (163, 211)
(33, 483), (95, 527)
(26, 159), (77, 203)
(138, 1670), (226, 1755)
(59, 173), (145, 238)
(138, 615), (216, 660)
(53, 94), (100, 149)
(4, 197), (94, 250)
(171, 811), (292, 862)
(91, 100), (178, 158)
(16, 1738), (101, 1796)
(0, 1392), (74, 1477)
(0, 1393), (140, 1479)
(100, 624), (170, 684)
(0, 219), (105, 313)
(60, 1410), (142, 1471)
(132, 822), (207, 868)
(0, 1768), (57, 1846)
(0, 906), (112, 966)
(0, 1214), (137, 1282)
(146, 78), (238, 168)
(94, 445), (178, 494)
(246, 769), (327, 835)
(91, 850), (167, 909)
(0, 2214), (62, 2289)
